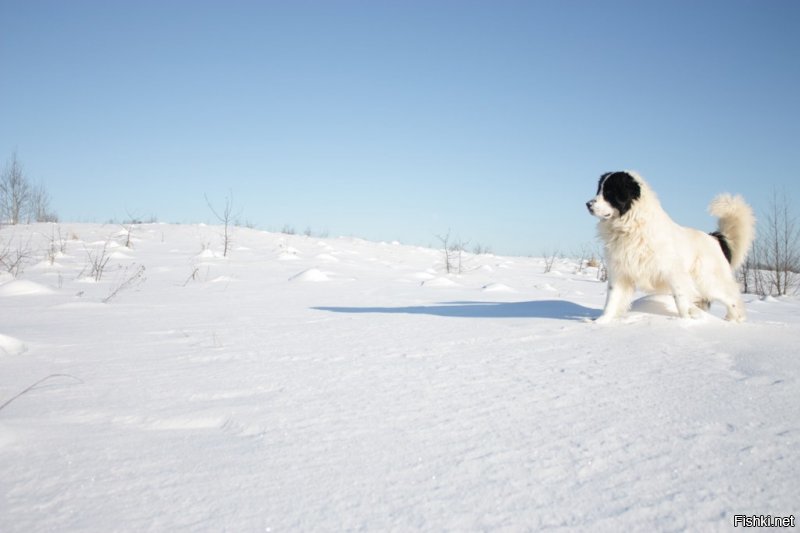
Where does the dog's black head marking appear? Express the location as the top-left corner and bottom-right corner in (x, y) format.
(599, 171), (641, 216)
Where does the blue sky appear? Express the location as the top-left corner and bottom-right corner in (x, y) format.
(2, 1), (798, 256)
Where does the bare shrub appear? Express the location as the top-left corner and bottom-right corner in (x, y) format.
(542, 248), (560, 273)
(45, 226), (67, 265)
(84, 240), (111, 281)
(103, 264), (146, 303)
(472, 243), (492, 255)
(183, 266), (201, 286)
(0, 236), (32, 277)
(573, 243), (593, 274)
(118, 211), (141, 249)
(205, 192), (239, 257)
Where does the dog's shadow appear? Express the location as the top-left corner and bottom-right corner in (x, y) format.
(313, 300), (598, 321)
(629, 294), (686, 318)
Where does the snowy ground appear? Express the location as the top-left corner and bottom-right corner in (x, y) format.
(1, 223), (798, 531)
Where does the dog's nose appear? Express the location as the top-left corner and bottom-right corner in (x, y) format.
(586, 200), (595, 212)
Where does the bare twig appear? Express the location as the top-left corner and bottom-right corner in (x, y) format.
(103, 264), (146, 303)
(0, 374), (83, 413)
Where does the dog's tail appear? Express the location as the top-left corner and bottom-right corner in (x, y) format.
(708, 194), (756, 269)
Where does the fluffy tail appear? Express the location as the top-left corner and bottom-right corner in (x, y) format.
(708, 194), (756, 269)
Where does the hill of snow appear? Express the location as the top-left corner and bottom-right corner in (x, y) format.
(1, 223), (798, 531)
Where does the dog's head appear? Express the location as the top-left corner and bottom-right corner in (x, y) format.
(586, 171), (642, 220)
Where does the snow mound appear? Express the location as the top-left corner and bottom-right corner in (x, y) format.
(0, 333), (27, 356)
(630, 294), (678, 317)
(52, 302), (106, 310)
(411, 271), (436, 281)
(0, 280), (54, 296)
(421, 276), (460, 288)
(196, 249), (221, 259)
(315, 254), (339, 263)
(278, 247), (302, 261)
(110, 251), (133, 260)
(482, 282), (516, 293)
(535, 283), (558, 292)
(30, 260), (63, 270)
(210, 276), (235, 283)
(289, 268), (330, 282)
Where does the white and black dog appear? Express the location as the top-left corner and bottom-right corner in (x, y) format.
(587, 171), (755, 323)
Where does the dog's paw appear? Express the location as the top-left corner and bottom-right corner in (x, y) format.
(724, 312), (745, 323)
(688, 306), (704, 319)
(724, 303), (746, 322)
(593, 315), (615, 325)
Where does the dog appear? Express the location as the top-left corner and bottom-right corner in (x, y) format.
(586, 171), (755, 323)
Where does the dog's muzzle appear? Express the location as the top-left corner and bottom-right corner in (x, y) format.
(586, 199), (596, 214)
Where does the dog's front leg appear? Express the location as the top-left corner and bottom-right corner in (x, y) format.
(596, 279), (633, 323)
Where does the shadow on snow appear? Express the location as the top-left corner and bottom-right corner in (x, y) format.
(313, 300), (599, 321)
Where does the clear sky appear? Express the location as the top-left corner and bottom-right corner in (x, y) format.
(2, 0), (798, 256)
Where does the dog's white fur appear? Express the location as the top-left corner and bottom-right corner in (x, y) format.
(589, 171), (755, 323)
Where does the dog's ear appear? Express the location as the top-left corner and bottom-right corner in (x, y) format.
(602, 171), (641, 216)
(597, 172), (613, 195)
(613, 173), (641, 216)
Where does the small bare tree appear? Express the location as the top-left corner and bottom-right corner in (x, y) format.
(739, 240), (766, 296)
(436, 230), (455, 274)
(205, 192), (238, 257)
(0, 152), (31, 225)
(758, 188), (799, 296)
(435, 230), (472, 274)
(451, 238), (470, 275)
(29, 181), (58, 222)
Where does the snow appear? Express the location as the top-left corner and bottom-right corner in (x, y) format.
(0, 334), (27, 357)
(1, 222), (799, 531)
(289, 268), (332, 282)
(0, 279), (54, 297)
(482, 282), (517, 293)
(421, 276), (461, 288)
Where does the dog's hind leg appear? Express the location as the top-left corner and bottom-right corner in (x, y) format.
(671, 276), (702, 319)
(695, 299), (711, 311)
(710, 280), (747, 322)
(722, 296), (746, 322)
